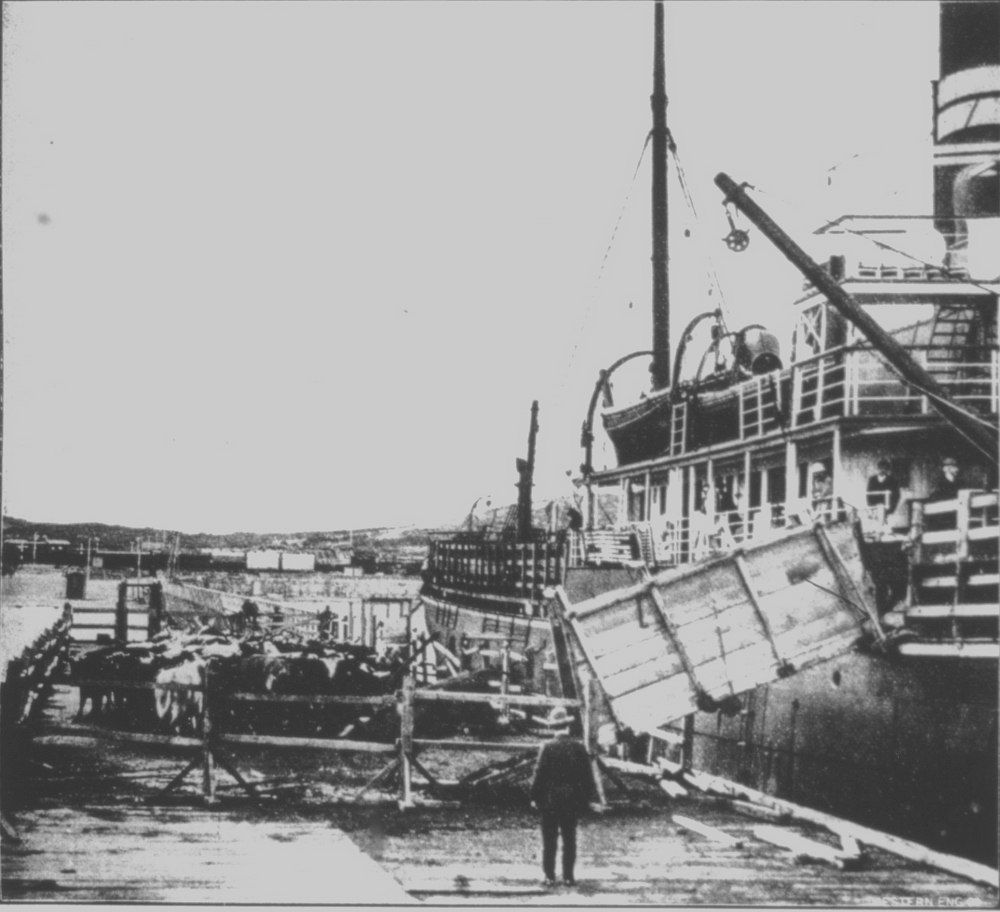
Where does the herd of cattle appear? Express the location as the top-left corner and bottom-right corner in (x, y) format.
(69, 624), (504, 741)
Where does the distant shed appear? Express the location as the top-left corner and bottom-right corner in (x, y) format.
(280, 552), (316, 572)
(246, 550), (281, 571)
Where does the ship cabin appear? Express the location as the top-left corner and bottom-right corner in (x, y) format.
(585, 215), (999, 655)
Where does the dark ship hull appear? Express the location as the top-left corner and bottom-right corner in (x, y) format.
(683, 648), (997, 866)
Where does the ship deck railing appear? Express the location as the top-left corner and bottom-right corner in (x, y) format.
(575, 499), (851, 569)
(426, 537), (568, 601)
(899, 491), (999, 656)
(670, 344), (998, 455)
(789, 345), (998, 424)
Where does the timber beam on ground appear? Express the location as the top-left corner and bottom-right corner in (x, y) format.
(681, 769), (999, 888)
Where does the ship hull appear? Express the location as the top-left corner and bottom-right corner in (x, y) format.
(675, 649), (998, 865)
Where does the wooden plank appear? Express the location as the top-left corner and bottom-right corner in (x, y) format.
(659, 779), (688, 798)
(905, 604), (999, 619)
(411, 739), (545, 752)
(66, 678), (205, 693)
(224, 692), (394, 705)
(219, 733), (396, 753)
(580, 627), (685, 681)
(643, 582), (707, 698)
(673, 814), (742, 847)
(565, 553), (734, 620)
(917, 576), (959, 587)
(46, 723), (203, 749)
(968, 573), (1000, 586)
(599, 756), (660, 778)
(413, 690), (578, 709)
(896, 642), (998, 658)
(683, 770), (1000, 888)
(752, 824), (856, 868)
(732, 554), (788, 668)
(813, 523), (884, 642)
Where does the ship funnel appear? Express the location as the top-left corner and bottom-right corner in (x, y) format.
(738, 325), (782, 375)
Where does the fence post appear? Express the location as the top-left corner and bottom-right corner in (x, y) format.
(585, 677), (606, 807)
(201, 662), (217, 805)
(682, 713), (695, 774)
(955, 490), (972, 563)
(115, 582), (129, 644)
(399, 672), (414, 808)
(500, 641), (510, 725)
(148, 583), (164, 638)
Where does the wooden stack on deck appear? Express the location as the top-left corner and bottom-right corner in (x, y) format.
(904, 492), (999, 656)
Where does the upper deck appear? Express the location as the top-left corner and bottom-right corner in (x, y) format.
(598, 215), (999, 472)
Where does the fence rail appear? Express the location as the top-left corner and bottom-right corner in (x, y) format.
(51, 667), (586, 809)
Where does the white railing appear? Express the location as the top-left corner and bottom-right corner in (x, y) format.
(580, 498), (853, 569)
(739, 345), (998, 443)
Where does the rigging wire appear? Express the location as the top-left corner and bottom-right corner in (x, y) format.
(558, 131), (653, 394)
(670, 144), (732, 330)
(752, 184), (1000, 297)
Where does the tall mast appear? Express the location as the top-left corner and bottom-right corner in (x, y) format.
(650, 1), (671, 391)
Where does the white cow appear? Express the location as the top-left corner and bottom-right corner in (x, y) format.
(154, 657), (205, 735)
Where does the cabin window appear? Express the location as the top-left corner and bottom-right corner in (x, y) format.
(692, 467), (709, 511)
(767, 466), (786, 504)
(714, 472), (743, 513)
(658, 484), (667, 515)
(858, 303), (937, 346)
(628, 480), (646, 522)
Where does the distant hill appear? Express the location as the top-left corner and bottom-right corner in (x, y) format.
(0, 516), (457, 555)
(2, 494), (583, 556)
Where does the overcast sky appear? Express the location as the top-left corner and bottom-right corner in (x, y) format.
(2, 2), (938, 534)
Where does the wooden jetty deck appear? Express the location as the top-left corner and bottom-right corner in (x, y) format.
(2, 805), (414, 904)
(3, 685), (998, 905)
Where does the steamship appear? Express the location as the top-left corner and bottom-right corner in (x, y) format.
(420, 1), (999, 865)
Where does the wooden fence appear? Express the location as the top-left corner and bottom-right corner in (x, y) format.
(50, 661), (593, 808)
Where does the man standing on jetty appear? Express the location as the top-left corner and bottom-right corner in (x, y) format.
(529, 707), (598, 888)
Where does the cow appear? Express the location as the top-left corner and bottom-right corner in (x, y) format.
(73, 646), (118, 721)
(72, 644), (158, 726)
(154, 656), (205, 735)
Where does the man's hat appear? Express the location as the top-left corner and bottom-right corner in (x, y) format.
(942, 456), (958, 467)
(810, 461), (828, 474)
(548, 706), (571, 725)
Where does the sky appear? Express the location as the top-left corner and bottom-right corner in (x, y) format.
(2, 1), (939, 534)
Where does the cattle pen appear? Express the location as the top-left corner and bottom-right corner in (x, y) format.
(51, 657), (587, 809)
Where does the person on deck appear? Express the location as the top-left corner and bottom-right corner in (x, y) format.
(929, 456), (962, 503)
(529, 708), (598, 888)
(924, 456), (963, 532)
(866, 459), (901, 516)
(318, 606), (334, 641)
